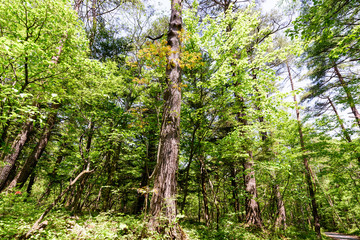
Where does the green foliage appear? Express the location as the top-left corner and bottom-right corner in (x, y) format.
(0, 0), (360, 239)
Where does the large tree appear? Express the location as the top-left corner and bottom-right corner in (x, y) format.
(148, 0), (186, 239)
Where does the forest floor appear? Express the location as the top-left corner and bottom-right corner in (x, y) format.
(324, 232), (360, 240)
(1, 193), (356, 240)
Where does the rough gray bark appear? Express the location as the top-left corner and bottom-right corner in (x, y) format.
(0, 119), (34, 192)
(148, 0), (186, 238)
(287, 62), (321, 239)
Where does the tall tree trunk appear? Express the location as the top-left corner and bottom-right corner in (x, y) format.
(199, 155), (210, 226)
(7, 104), (59, 190)
(0, 115), (11, 154)
(327, 96), (352, 142)
(38, 153), (65, 204)
(230, 163), (241, 222)
(287, 62), (321, 239)
(274, 183), (286, 230)
(79, 183), (94, 211)
(100, 152), (115, 212)
(333, 65), (360, 129)
(26, 171), (36, 195)
(0, 119), (34, 192)
(148, 0), (185, 238)
(181, 124), (198, 212)
(243, 153), (262, 228)
(236, 95), (263, 228)
(327, 96), (360, 165)
(135, 126), (157, 214)
(71, 119), (94, 213)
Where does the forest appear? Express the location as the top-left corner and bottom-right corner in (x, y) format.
(0, 0), (359, 239)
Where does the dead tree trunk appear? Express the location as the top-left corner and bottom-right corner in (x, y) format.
(287, 62), (321, 239)
(148, 0), (186, 238)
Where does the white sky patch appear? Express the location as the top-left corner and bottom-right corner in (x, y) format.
(151, 0), (170, 15)
(261, 0), (281, 13)
(151, 0), (281, 14)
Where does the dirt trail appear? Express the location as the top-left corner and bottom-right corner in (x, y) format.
(325, 232), (359, 240)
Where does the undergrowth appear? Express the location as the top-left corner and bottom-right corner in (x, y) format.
(0, 192), (333, 239)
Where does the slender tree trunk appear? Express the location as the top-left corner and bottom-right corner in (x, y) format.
(327, 96), (352, 142)
(38, 153), (65, 204)
(208, 174), (220, 230)
(0, 117), (10, 152)
(274, 183), (286, 230)
(333, 65), (360, 129)
(135, 127), (157, 214)
(135, 161), (149, 213)
(199, 155), (210, 226)
(7, 104), (59, 190)
(70, 175), (89, 213)
(65, 186), (76, 207)
(287, 62), (321, 239)
(148, 0), (185, 238)
(79, 183), (94, 211)
(0, 119), (34, 191)
(26, 172), (36, 195)
(327, 96), (360, 165)
(198, 181), (201, 223)
(101, 147), (118, 212)
(230, 163), (241, 222)
(181, 125), (198, 212)
(71, 120), (94, 213)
